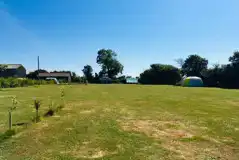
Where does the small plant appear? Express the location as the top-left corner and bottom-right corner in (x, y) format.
(44, 100), (55, 117)
(8, 96), (18, 130)
(60, 87), (65, 108)
(0, 129), (16, 143)
(34, 99), (41, 122)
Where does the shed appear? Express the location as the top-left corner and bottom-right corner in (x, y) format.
(0, 64), (26, 78)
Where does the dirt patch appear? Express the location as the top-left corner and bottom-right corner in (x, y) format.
(121, 120), (193, 139)
(61, 107), (72, 111)
(61, 143), (117, 159)
(226, 100), (239, 106)
(119, 119), (237, 160)
(35, 121), (49, 130)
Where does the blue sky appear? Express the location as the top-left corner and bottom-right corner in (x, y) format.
(1, 0), (239, 76)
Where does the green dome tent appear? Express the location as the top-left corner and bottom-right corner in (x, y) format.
(182, 76), (203, 87)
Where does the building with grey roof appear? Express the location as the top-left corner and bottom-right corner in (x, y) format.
(0, 64), (26, 78)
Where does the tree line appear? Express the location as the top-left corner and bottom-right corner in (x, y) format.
(26, 49), (124, 83)
(139, 51), (239, 89)
(25, 49), (239, 89)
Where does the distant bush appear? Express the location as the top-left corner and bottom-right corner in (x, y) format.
(0, 78), (54, 88)
(112, 79), (121, 84)
(139, 64), (181, 85)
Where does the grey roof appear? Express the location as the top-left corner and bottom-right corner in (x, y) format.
(0, 64), (24, 69)
(38, 72), (71, 77)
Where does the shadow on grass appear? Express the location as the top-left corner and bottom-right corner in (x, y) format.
(12, 122), (29, 127)
(0, 130), (16, 143)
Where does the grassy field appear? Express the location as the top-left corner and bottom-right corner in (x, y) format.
(0, 85), (239, 160)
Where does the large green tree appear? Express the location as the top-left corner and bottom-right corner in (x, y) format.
(82, 65), (93, 81)
(96, 49), (123, 79)
(182, 55), (208, 77)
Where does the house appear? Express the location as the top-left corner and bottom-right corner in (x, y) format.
(38, 72), (71, 83)
(0, 64), (26, 78)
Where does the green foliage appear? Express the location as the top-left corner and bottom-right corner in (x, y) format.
(202, 64), (222, 87)
(202, 51), (239, 88)
(0, 129), (16, 143)
(1, 85), (239, 159)
(0, 78), (53, 88)
(229, 51), (239, 64)
(60, 87), (65, 99)
(139, 64), (181, 85)
(97, 49), (124, 78)
(34, 99), (41, 122)
(26, 69), (48, 79)
(34, 99), (41, 111)
(82, 65), (93, 81)
(60, 87), (65, 108)
(112, 79), (121, 84)
(182, 54), (208, 77)
(0, 64), (7, 72)
(44, 100), (55, 117)
(179, 136), (207, 142)
(10, 96), (18, 111)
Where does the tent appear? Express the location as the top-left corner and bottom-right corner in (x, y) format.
(126, 78), (138, 84)
(182, 76), (203, 87)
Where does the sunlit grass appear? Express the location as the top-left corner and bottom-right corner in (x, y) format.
(0, 84), (238, 159)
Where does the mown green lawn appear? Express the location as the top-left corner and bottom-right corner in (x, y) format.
(0, 85), (239, 160)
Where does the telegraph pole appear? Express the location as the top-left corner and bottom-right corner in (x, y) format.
(37, 56), (40, 79)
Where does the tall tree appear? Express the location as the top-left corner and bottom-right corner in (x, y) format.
(82, 65), (93, 81)
(96, 49), (123, 78)
(229, 51), (239, 65)
(182, 55), (208, 77)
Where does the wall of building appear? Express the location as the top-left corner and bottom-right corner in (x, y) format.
(16, 67), (26, 78)
(0, 67), (26, 78)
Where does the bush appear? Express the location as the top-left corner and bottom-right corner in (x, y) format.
(0, 129), (16, 143)
(0, 78), (53, 88)
(44, 108), (55, 117)
(139, 64), (181, 85)
(112, 79), (121, 84)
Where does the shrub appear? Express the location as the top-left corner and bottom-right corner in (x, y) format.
(112, 79), (121, 84)
(44, 109), (54, 117)
(0, 78), (53, 88)
(0, 129), (16, 143)
(44, 101), (55, 117)
(139, 64), (181, 85)
(60, 87), (65, 108)
(34, 99), (41, 123)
